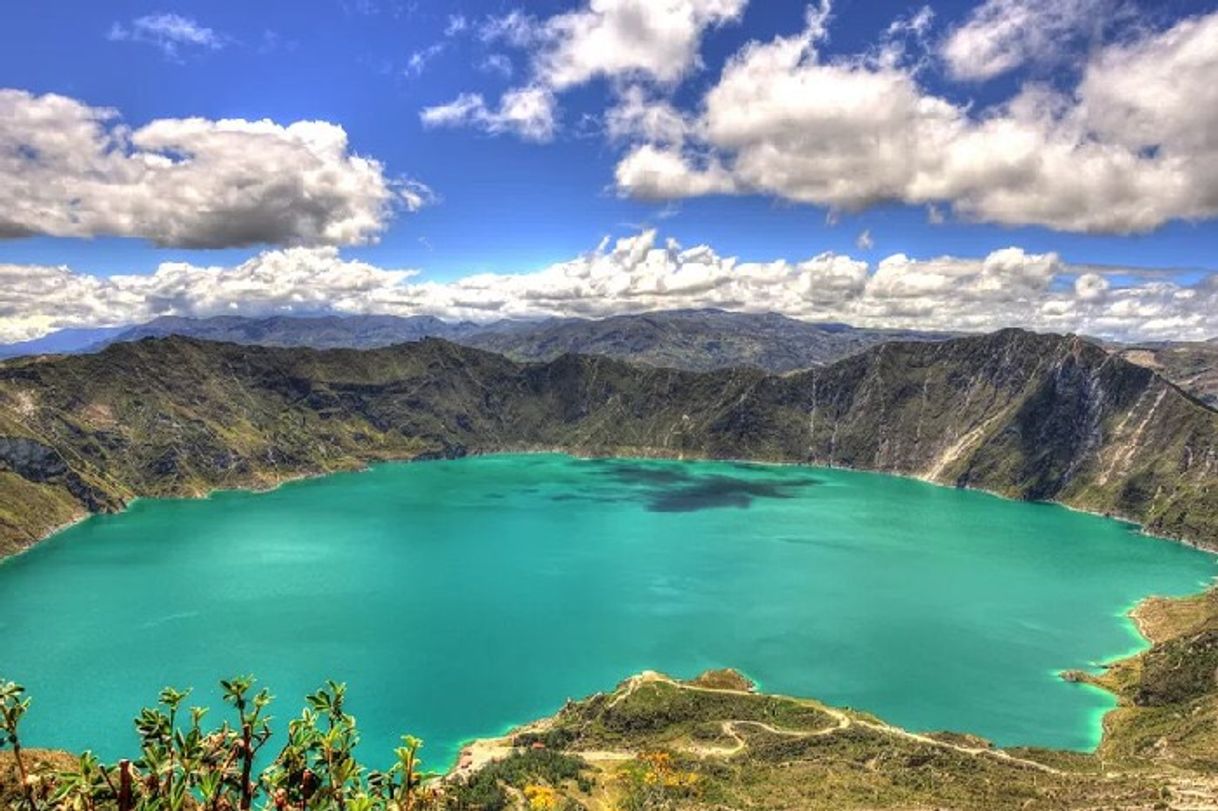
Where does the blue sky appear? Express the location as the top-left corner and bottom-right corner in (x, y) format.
(3, 0), (1218, 341)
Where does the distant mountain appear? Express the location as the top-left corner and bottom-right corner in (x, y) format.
(460, 309), (955, 372)
(0, 326), (128, 359)
(1117, 342), (1218, 408)
(9, 314), (1217, 402)
(3, 329), (1217, 556)
(102, 314), (491, 350)
(69, 310), (955, 373)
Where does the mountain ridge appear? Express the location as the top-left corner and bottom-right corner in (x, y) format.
(2, 328), (1217, 557)
(3, 310), (956, 373)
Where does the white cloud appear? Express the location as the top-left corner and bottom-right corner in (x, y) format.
(613, 8), (1218, 235)
(940, 0), (1112, 81)
(0, 249), (417, 343)
(478, 53), (514, 78)
(4, 232), (1217, 345)
(406, 42), (446, 76)
(614, 145), (736, 198)
(108, 13), (225, 60)
(527, 0), (748, 89)
(856, 229), (873, 250)
(421, 86), (557, 142)
(605, 86), (690, 144)
(398, 179), (438, 212)
(445, 14), (468, 37)
(431, 0), (746, 140)
(0, 89), (422, 248)
(478, 10), (542, 47)
(1075, 272), (1110, 301)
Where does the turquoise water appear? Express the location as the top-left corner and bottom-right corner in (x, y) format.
(1, 454), (1214, 771)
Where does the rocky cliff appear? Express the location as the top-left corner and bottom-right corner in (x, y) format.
(2, 329), (1216, 555)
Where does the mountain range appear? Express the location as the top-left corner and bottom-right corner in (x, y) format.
(2, 328), (1216, 557)
(0, 326), (129, 360)
(9, 312), (1218, 407)
(1, 311), (955, 373)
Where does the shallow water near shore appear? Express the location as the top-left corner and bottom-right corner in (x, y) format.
(1, 454), (1214, 768)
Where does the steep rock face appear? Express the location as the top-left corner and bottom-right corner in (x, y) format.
(1, 329), (1216, 554)
(0, 436), (115, 513)
(0, 437), (68, 481)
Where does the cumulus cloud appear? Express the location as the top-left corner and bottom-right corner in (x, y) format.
(0, 249), (418, 343)
(0, 89), (425, 248)
(427, 0), (745, 139)
(940, 0), (1115, 81)
(613, 7), (1218, 235)
(108, 13), (225, 60)
(605, 86), (691, 144)
(421, 86), (557, 142)
(3, 232), (1216, 345)
(1074, 272), (1110, 301)
(524, 0), (747, 89)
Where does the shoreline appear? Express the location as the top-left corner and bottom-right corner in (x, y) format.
(11, 444), (1218, 558)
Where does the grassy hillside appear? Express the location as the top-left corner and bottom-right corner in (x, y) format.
(2, 329), (1218, 555)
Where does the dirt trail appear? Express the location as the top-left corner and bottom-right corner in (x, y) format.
(447, 671), (1218, 809)
(636, 672), (1064, 775)
(550, 671), (1064, 775)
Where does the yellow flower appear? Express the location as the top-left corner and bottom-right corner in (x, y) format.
(524, 783), (559, 810)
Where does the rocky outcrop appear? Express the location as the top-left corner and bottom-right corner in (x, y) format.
(0, 437), (68, 481)
(0, 436), (114, 513)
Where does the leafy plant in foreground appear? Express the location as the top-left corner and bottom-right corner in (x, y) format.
(1, 681), (37, 810)
(0, 677), (443, 811)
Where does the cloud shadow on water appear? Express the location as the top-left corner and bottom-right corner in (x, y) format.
(564, 459), (821, 513)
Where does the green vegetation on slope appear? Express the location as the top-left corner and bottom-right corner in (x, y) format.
(3, 329), (1218, 555)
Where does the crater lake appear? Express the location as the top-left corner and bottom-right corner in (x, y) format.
(1, 454), (1213, 769)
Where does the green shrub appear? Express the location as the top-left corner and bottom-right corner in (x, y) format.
(1, 676), (440, 811)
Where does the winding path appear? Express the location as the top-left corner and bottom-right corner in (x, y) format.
(616, 671), (1064, 776)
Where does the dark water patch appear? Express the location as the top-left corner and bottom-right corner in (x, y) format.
(588, 459), (695, 487)
(647, 475), (809, 512)
(586, 460), (821, 512)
